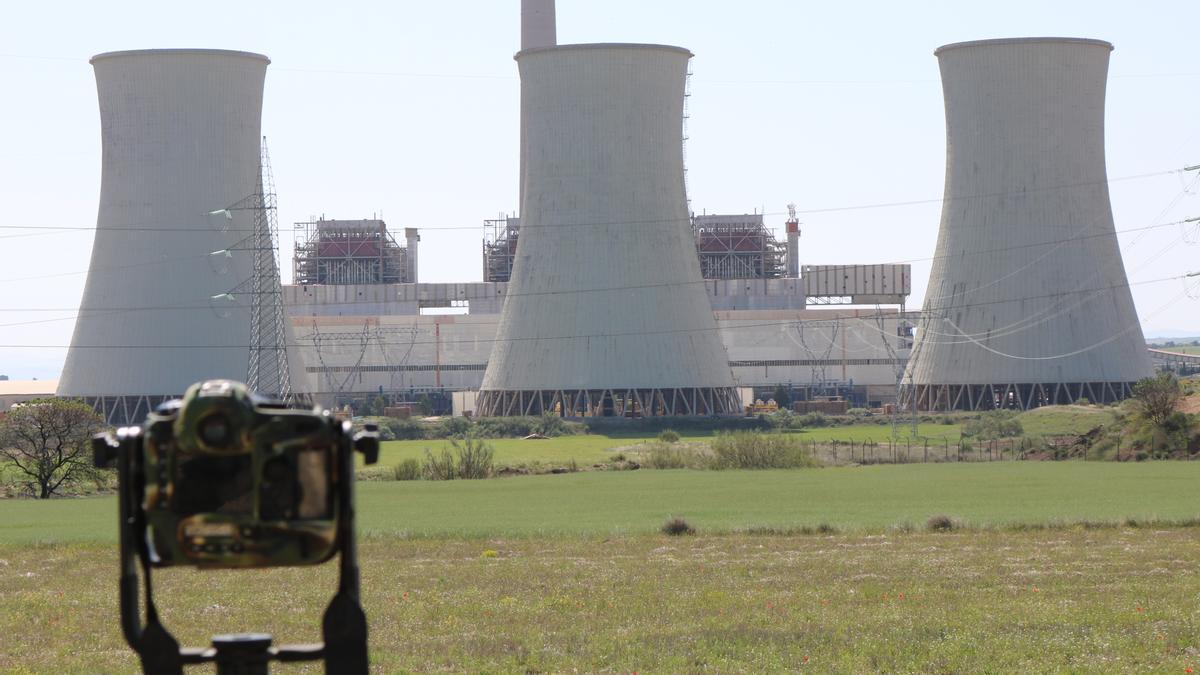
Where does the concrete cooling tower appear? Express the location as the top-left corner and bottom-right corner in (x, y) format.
(58, 49), (270, 424)
(903, 38), (1152, 411)
(477, 44), (740, 417)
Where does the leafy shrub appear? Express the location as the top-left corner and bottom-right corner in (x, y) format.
(926, 514), (959, 532)
(421, 438), (495, 480)
(393, 458), (422, 481)
(584, 416), (771, 435)
(385, 418), (426, 440)
(796, 412), (829, 428)
(451, 437), (494, 479)
(960, 410), (1023, 439)
(422, 448), (457, 481)
(710, 432), (821, 470)
(437, 416), (472, 438)
(657, 429), (681, 443)
(533, 413), (568, 437)
(472, 416), (535, 438)
(469, 416), (584, 439)
(661, 517), (695, 536)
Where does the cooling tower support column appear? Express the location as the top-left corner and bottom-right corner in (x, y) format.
(478, 43), (740, 418)
(901, 38), (1151, 412)
(58, 49), (269, 425)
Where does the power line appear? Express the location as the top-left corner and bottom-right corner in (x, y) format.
(0, 211), (1192, 295)
(1, 272), (1192, 348)
(0, 165), (1189, 238)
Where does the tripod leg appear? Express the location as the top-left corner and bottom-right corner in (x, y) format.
(322, 591), (368, 675)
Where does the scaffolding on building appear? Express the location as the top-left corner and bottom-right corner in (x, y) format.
(482, 215), (520, 283)
(692, 213), (786, 279)
(481, 212), (789, 282)
(293, 218), (414, 285)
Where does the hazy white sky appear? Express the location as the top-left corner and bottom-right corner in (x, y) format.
(2, 0), (1199, 380)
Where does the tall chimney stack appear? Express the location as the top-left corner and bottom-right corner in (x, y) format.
(521, 0), (557, 51)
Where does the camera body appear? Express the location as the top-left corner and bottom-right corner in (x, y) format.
(100, 380), (376, 569)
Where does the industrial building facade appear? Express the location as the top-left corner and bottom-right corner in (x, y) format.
(282, 279), (914, 413)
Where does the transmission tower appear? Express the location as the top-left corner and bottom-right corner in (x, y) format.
(245, 137), (293, 400)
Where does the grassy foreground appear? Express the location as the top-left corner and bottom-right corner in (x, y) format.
(4, 463), (1200, 544)
(2, 528), (1200, 671)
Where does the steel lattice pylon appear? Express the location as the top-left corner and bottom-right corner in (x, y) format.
(244, 136), (293, 400)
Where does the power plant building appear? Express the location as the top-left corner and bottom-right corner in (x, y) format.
(903, 38), (1152, 411)
(293, 218), (419, 285)
(477, 43), (741, 416)
(58, 49), (274, 424)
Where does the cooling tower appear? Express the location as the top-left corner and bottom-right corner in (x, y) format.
(903, 38), (1151, 411)
(58, 49), (269, 423)
(478, 44), (739, 417)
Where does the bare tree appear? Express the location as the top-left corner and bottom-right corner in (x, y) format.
(0, 398), (104, 498)
(1130, 372), (1184, 428)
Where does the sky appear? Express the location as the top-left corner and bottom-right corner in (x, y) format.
(1, 0), (1199, 381)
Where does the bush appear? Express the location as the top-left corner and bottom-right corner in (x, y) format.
(645, 442), (693, 469)
(583, 416), (771, 435)
(796, 412), (829, 428)
(451, 437), (494, 479)
(960, 410), (1023, 439)
(393, 458), (422, 481)
(422, 448), (457, 481)
(385, 418), (426, 440)
(421, 438), (495, 480)
(482, 416), (583, 438)
(472, 416), (534, 438)
(661, 517), (696, 536)
(710, 432), (821, 470)
(657, 429), (681, 443)
(437, 416), (472, 438)
(533, 413), (568, 437)
(926, 514), (959, 532)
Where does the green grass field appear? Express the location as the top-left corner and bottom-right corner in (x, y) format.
(3, 528), (1200, 671)
(5, 463), (1200, 671)
(4, 462), (1200, 544)
(1015, 404), (1119, 437)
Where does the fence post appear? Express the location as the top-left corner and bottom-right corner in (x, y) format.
(924, 439), (929, 463)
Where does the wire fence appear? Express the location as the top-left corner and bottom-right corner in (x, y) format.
(809, 435), (1194, 465)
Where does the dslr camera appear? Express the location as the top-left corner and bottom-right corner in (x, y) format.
(94, 379), (379, 674)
